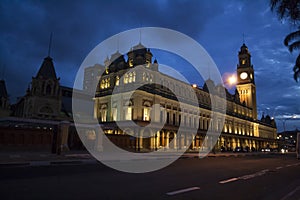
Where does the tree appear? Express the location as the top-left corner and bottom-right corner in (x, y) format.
(270, 0), (300, 82)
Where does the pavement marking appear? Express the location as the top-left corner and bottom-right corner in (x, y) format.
(276, 166), (283, 170)
(286, 164), (292, 167)
(166, 187), (200, 196)
(219, 169), (269, 184)
(219, 178), (239, 184)
(280, 186), (300, 200)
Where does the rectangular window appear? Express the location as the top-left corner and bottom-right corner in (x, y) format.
(125, 107), (132, 120)
(143, 108), (150, 121)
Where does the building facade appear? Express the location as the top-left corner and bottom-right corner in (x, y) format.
(87, 43), (277, 152)
(12, 56), (75, 121)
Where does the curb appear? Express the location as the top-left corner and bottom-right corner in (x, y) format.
(0, 159), (98, 168)
(0, 152), (291, 168)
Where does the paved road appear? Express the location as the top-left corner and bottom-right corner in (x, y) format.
(0, 154), (299, 200)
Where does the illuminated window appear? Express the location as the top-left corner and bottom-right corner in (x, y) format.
(146, 60), (150, 67)
(100, 80), (105, 89)
(242, 59), (246, 65)
(105, 67), (109, 74)
(129, 72), (133, 83)
(129, 59), (133, 67)
(104, 78), (110, 88)
(115, 76), (120, 86)
(125, 107), (132, 120)
(143, 107), (150, 121)
(100, 106), (107, 122)
(224, 124), (228, 132)
(124, 74), (128, 84)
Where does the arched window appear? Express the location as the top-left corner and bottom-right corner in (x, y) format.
(124, 74), (129, 84)
(100, 105), (107, 122)
(104, 78), (110, 88)
(112, 104), (117, 121)
(129, 72), (133, 83)
(100, 80), (105, 89)
(124, 100), (133, 120)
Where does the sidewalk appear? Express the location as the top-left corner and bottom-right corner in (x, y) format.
(0, 150), (295, 168)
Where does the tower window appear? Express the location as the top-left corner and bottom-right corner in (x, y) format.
(242, 60), (246, 65)
(129, 59), (133, 67)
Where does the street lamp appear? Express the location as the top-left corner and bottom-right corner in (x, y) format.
(222, 73), (237, 88)
(228, 75), (237, 85)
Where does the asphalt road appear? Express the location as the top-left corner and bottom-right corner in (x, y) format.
(0, 154), (299, 200)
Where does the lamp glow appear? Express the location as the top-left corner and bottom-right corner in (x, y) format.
(228, 75), (237, 85)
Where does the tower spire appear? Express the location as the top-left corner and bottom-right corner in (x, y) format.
(139, 27), (142, 44)
(242, 33), (245, 44)
(117, 34), (119, 52)
(48, 32), (53, 57)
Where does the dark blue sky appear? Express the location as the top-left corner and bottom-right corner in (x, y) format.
(0, 0), (299, 131)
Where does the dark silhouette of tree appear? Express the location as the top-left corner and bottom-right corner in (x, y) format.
(270, 0), (300, 82)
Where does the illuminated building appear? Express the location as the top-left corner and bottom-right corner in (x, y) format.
(87, 43), (277, 152)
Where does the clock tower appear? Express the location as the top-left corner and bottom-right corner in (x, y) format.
(236, 43), (257, 120)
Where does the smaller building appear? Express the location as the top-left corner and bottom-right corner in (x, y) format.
(277, 129), (299, 151)
(12, 56), (74, 121)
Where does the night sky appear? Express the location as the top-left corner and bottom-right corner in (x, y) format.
(0, 0), (299, 131)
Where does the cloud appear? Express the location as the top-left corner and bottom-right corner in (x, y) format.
(0, 0), (299, 132)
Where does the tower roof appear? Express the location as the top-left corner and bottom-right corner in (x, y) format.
(132, 42), (146, 50)
(239, 43), (250, 55)
(110, 51), (123, 61)
(36, 56), (57, 79)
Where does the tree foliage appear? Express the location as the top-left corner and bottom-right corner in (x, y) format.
(270, 0), (300, 82)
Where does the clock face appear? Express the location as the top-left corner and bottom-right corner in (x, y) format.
(240, 72), (248, 80)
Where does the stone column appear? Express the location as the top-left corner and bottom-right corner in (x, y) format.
(156, 131), (160, 149)
(165, 132), (169, 149)
(139, 132), (143, 150)
(57, 121), (70, 154)
(161, 131), (165, 148)
(95, 125), (103, 152)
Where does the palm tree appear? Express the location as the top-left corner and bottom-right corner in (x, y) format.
(284, 28), (300, 82)
(270, 0), (300, 82)
(270, 0), (300, 23)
